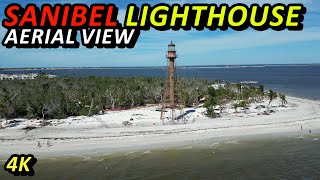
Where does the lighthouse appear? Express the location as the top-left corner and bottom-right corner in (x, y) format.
(161, 41), (182, 121)
(167, 41), (177, 109)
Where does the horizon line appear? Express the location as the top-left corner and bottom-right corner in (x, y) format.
(0, 63), (320, 69)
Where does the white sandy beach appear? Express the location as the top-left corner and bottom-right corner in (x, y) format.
(1, 96), (320, 159)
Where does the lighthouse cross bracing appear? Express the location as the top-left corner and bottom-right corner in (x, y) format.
(160, 41), (184, 122)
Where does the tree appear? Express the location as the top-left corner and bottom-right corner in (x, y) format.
(204, 87), (217, 117)
(0, 77), (216, 119)
(232, 101), (248, 113)
(105, 87), (119, 109)
(279, 94), (287, 107)
(41, 100), (60, 126)
(239, 100), (249, 113)
(235, 83), (242, 101)
(204, 86), (234, 118)
(206, 106), (218, 118)
(87, 92), (95, 117)
(267, 90), (278, 107)
(257, 84), (265, 102)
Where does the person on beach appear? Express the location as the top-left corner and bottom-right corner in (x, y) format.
(309, 130), (312, 134)
(301, 125), (303, 130)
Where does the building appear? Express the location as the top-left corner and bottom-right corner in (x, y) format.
(0, 73), (57, 80)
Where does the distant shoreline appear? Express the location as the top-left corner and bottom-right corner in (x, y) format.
(1, 63), (320, 71)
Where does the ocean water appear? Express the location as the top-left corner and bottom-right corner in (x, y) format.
(1, 64), (320, 100)
(1, 134), (319, 179)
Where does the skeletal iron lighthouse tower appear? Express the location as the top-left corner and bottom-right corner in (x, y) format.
(167, 41), (176, 109)
(161, 41), (183, 121)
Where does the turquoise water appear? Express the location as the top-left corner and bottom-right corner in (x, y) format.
(1, 134), (319, 179)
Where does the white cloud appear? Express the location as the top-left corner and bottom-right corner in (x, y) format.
(175, 27), (320, 55)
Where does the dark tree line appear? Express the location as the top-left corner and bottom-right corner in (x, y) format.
(0, 76), (214, 119)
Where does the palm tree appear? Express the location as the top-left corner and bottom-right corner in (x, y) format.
(279, 94), (287, 107)
(258, 85), (264, 93)
(257, 85), (264, 101)
(267, 90), (278, 107)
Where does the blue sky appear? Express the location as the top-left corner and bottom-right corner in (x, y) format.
(0, 0), (319, 67)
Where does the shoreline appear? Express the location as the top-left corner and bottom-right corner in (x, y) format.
(1, 96), (320, 159)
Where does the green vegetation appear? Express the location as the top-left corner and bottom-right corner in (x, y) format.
(204, 84), (236, 117)
(279, 94), (287, 107)
(0, 76), (214, 119)
(267, 89), (278, 107)
(0, 76), (284, 120)
(203, 83), (280, 116)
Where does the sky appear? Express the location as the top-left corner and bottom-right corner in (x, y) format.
(0, 0), (319, 67)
